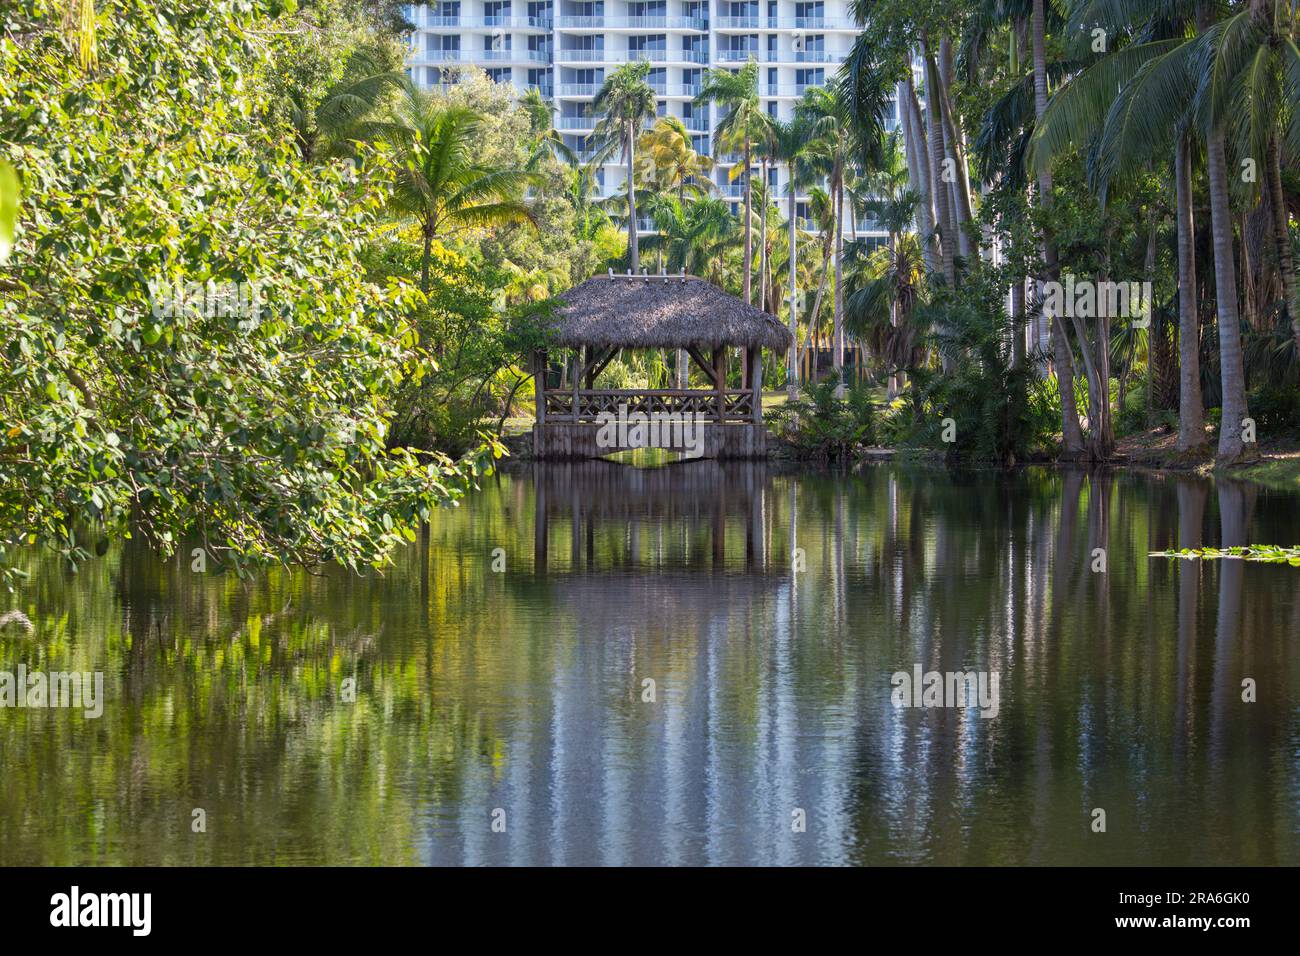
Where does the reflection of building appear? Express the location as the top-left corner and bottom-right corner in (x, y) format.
(403, 2), (897, 243)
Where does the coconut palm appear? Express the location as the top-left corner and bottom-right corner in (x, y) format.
(636, 116), (713, 201)
(594, 62), (658, 273)
(1028, 0), (1088, 456)
(384, 86), (541, 293)
(769, 116), (812, 395)
(520, 86), (576, 166)
(282, 45), (403, 163)
(1027, 0), (1275, 462)
(844, 228), (929, 391)
(641, 196), (737, 278)
(800, 185), (838, 378)
(798, 84), (856, 383)
(697, 59), (769, 303)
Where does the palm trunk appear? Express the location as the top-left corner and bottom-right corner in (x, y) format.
(902, 73), (939, 275)
(804, 244), (831, 378)
(627, 121), (639, 272)
(759, 161), (768, 312)
(1267, 135), (1300, 350)
(787, 176), (798, 397)
(833, 172), (844, 385)
(420, 223), (433, 295)
(1031, 0), (1085, 458)
(743, 137), (752, 304)
(921, 43), (956, 287)
(1206, 127), (1254, 464)
(1011, 278), (1026, 368)
(936, 37), (975, 263)
(1175, 134), (1206, 453)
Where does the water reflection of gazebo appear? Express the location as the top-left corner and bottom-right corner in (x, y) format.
(530, 273), (791, 460)
(529, 460), (773, 573)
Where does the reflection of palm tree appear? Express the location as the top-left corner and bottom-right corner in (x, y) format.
(1173, 479), (1207, 768)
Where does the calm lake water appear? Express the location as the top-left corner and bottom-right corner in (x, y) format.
(2, 462), (1298, 866)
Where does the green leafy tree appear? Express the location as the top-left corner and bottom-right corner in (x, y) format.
(0, 0), (494, 588)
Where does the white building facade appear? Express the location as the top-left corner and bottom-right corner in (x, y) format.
(405, 2), (897, 240)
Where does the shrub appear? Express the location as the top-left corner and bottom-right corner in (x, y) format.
(769, 380), (877, 460)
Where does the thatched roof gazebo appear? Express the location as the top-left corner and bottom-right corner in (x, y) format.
(530, 272), (792, 460)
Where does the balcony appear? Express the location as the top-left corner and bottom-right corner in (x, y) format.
(776, 18), (856, 30)
(411, 49), (552, 65)
(712, 17), (858, 31)
(554, 16), (708, 30)
(780, 50), (846, 64)
(555, 49), (709, 64)
(761, 83), (821, 97)
(557, 116), (597, 130)
(408, 13), (553, 30)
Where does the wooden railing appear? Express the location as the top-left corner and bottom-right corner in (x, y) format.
(543, 389), (756, 423)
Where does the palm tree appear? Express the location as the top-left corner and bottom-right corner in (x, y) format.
(594, 62), (658, 273)
(800, 185), (837, 377)
(384, 85), (540, 292)
(1028, 0), (1269, 462)
(844, 228), (928, 394)
(697, 59), (768, 304)
(284, 45), (403, 163)
(641, 196), (738, 278)
(636, 116), (713, 201)
(520, 86), (576, 165)
(798, 84), (854, 383)
(1028, 0), (1086, 457)
(770, 116), (811, 396)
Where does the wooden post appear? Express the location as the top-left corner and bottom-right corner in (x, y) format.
(572, 347), (581, 421)
(532, 349), (546, 458)
(750, 346), (762, 424)
(717, 343), (728, 418)
(533, 350), (546, 424)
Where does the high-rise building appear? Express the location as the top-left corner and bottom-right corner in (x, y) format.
(404, 2), (898, 242)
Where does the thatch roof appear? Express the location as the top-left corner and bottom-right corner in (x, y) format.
(542, 274), (792, 353)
